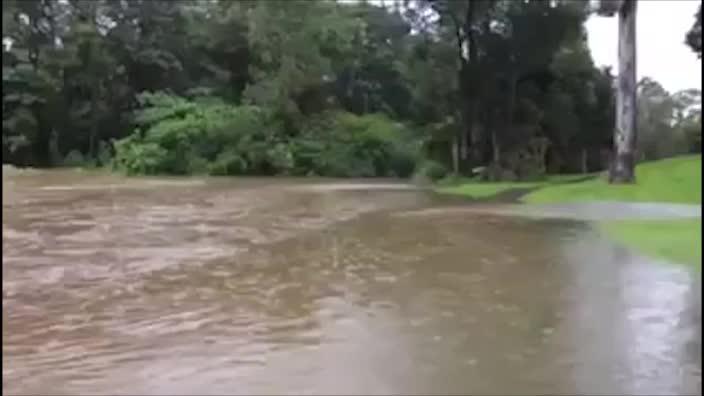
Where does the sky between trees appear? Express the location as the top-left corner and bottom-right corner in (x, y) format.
(583, 0), (699, 93)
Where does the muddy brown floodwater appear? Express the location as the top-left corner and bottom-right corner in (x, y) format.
(2, 169), (701, 395)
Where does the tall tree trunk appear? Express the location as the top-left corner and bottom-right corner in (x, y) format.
(451, 134), (460, 174)
(460, 125), (468, 162)
(609, 0), (638, 183)
(466, 25), (481, 167)
(90, 81), (102, 160)
(89, 125), (97, 160)
(481, 111), (493, 164)
(491, 129), (500, 164)
(49, 129), (60, 165)
(29, 44), (50, 167)
(454, 47), (470, 169)
(581, 148), (588, 173)
(496, 72), (517, 166)
(460, 0), (477, 166)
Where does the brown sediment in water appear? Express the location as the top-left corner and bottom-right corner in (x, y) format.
(2, 170), (701, 395)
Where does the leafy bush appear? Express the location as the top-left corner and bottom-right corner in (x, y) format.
(113, 137), (169, 175)
(415, 159), (449, 181)
(113, 93), (422, 177)
(96, 141), (113, 167)
(293, 111), (419, 177)
(60, 142), (112, 169)
(63, 150), (89, 167)
(114, 93), (285, 175)
(208, 148), (248, 175)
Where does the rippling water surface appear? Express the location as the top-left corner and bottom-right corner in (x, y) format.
(2, 169), (701, 395)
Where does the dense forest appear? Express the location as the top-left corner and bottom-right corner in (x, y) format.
(2, 0), (701, 181)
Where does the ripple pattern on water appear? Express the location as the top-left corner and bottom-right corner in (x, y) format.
(2, 170), (701, 395)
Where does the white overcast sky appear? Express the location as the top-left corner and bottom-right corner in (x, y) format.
(586, 0), (701, 93)
(363, 0), (701, 93)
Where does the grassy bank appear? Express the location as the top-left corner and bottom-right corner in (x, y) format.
(600, 219), (701, 269)
(436, 155), (702, 268)
(435, 174), (593, 200)
(523, 155), (701, 204)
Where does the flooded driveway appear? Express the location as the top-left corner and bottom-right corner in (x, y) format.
(2, 169), (701, 395)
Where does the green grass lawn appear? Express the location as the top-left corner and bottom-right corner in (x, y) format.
(436, 155), (702, 268)
(600, 219), (701, 269)
(523, 155), (701, 204)
(435, 174), (591, 200)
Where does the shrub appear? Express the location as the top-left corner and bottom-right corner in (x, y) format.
(415, 159), (449, 181)
(114, 93), (284, 175)
(208, 148), (248, 175)
(113, 93), (422, 177)
(62, 142), (112, 169)
(113, 137), (169, 175)
(293, 111), (419, 177)
(96, 141), (113, 167)
(63, 149), (87, 167)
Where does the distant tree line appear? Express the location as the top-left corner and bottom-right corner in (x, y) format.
(2, 0), (700, 180)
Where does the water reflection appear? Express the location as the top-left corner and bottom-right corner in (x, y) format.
(558, 229), (702, 395)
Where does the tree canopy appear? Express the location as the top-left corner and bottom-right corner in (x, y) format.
(686, 4), (701, 58)
(2, 0), (700, 179)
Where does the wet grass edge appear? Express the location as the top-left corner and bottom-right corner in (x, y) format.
(434, 155), (702, 269)
(598, 219), (702, 270)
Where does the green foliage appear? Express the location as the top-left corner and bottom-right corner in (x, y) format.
(114, 94), (418, 177)
(415, 160), (449, 181)
(1, 0), (697, 180)
(600, 219), (701, 268)
(523, 155), (702, 204)
(96, 141), (113, 167)
(63, 149), (87, 167)
(435, 173), (594, 200)
(113, 137), (169, 175)
(686, 5), (701, 58)
(115, 94), (280, 175)
(636, 79), (702, 162)
(293, 111), (418, 177)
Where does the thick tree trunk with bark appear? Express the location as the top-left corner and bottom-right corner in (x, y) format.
(460, 126), (468, 162)
(453, 0), (482, 170)
(496, 72), (517, 166)
(491, 129), (500, 164)
(461, 0), (477, 166)
(609, 0), (638, 183)
(451, 135), (460, 174)
(465, 44), (480, 168)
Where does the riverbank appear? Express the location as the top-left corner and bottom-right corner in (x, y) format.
(435, 155), (702, 268)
